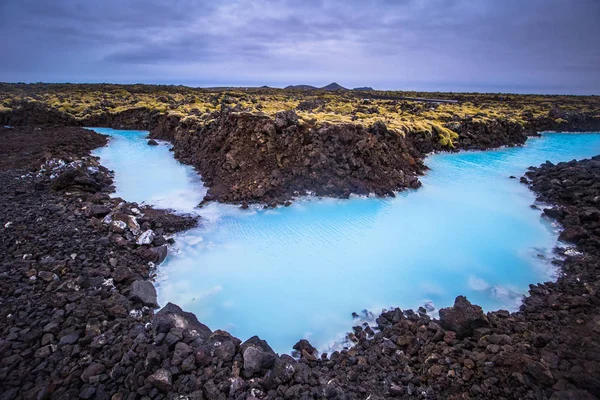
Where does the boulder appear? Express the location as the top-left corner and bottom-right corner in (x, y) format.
(129, 280), (158, 308)
(112, 266), (134, 283)
(292, 339), (317, 358)
(208, 330), (240, 362)
(51, 169), (102, 192)
(543, 207), (564, 220)
(275, 110), (298, 129)
(438, 296), (489, 338)
(153, 302), (212, 339)
(147, 139), (159, 146)
(243, 345), (277, 378)
(139, 244), (168, 264)
(274, 110), (299, 130)
(559, 226), (589, 244)
(262, 356), (296, 389)
(241, 335), (275, 355)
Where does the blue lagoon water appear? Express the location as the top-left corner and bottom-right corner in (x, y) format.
(91, 128), (206, 212)
(91, 128), (600, 354)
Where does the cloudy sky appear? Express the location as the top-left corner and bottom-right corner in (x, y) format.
(1, 0), (598, 94)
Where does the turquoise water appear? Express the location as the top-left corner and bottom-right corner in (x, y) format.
(91, 128), (206, 212)
(91, 128), (600, 354)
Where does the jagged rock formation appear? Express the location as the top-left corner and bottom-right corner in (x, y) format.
(152, 110), (425, 205)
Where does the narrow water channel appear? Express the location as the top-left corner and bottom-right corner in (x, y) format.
(92, 128), (600, 353)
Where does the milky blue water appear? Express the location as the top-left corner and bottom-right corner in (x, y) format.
(91, 128), (207, 212)
(91, 128), (600, 354)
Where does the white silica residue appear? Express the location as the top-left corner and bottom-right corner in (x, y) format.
(91, 128), (600, 354)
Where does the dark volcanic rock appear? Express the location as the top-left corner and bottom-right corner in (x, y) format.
(86, 204), (111, 218)
(242, 345), (277, 378)
(292, 339), (317, 359)
(129, 280), (159, 308)
(146, 368), (172, 392)
(157, 111), (426, 205)
(559, 226), (590, 243)
(147, 139), (159, 145)
(138, 244), (168, 264)
(153, 302), (212, 338)
(0, 126), (107, 171)
(439, 296), (490, 338)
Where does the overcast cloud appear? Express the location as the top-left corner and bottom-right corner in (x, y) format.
(0, 0), (598, 94)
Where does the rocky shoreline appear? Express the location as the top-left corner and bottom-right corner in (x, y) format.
(3, 101), (600, 206)
(1, 124), (600, 399)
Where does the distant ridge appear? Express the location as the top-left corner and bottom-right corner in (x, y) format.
(321, 82), (347, 91)
(284, 84), (318, 90)
(353, 86), (374, 91)
(284, 82), (348, 91)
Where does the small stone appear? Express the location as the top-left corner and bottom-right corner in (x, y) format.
(79, 385), (96, 399)
(110, 220), (127, 234)
(443, 331), (457, 345)
(41, 333), (54, 346)
(58, 331), (81, 346)
(81, 363), (106, 383)
(86, 205), (111, 218)
(165, 328), (184, 347)
(146, 368), (172, 392)
(171, 342), (192, 366)
(37, 271), (58, 282)
(34, 345), (53, 358)
(136, 229), (155, 245)
(181, 354), (196, 372)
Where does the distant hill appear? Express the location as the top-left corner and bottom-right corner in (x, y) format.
(284, 84), (318, 90)
(353, 86), (374, 91)
(321, 82), (347, 91)
(284, 82), (348, 91)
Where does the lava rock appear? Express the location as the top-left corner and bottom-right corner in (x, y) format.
(243, 345), (277, 378)
(136, 229), (155, 245)
(153, 302), (212, 338)
(559, 226), (590, 244)
(129, 280), (159, 308)
(146, 368), (172, 392)
(439, 296), (489, 338)
(85, 204), (111, 218)
(138, 244), (168, 264)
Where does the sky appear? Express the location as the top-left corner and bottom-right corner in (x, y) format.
(0, 0), (599, 94)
